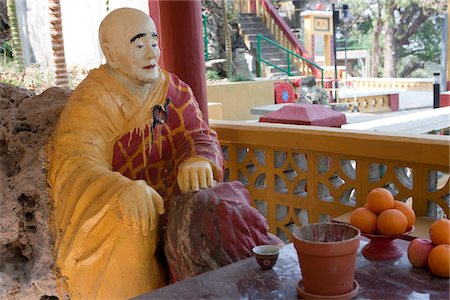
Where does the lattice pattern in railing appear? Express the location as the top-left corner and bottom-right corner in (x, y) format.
(220, 139), (449, 243)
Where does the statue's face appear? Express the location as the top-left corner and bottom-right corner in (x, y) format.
(107, 15), (161, 84)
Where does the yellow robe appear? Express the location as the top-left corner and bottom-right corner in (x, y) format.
(48, 66), (173, 299)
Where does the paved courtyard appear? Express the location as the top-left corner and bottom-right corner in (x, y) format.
(250, 89), (448, 134)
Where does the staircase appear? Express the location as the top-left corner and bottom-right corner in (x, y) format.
(240, 13), (300, 78)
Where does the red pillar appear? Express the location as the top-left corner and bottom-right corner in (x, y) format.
(388, 93), (399, 111)
(250, 0), (256, 13)
(441, 92), (450, 107)
(149, 1), (164, 68)
(158, 0), (208, 122)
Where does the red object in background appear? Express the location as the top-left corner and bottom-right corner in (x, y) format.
(388, 93), (399, 111)
(158, 1), (208, 122)
(292, 78), (302, 88)
(324, 77), (333, 89)
(315, 3), (323, 10)
(274, 82), (295, 104)
(249, 0), (256, 13)
(441, 91), (450, 107)
(259, 104), (346, 127)
(149, 1), (163, 68)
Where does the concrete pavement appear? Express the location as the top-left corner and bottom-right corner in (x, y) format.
(250, 89), (449, 134)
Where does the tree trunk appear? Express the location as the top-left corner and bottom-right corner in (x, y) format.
(223, 0), (232, 78)
(383, 22), (397, 78)
(399, 59), (424, 78)
(370, 23), (382, 77)
(6, 0), (23, 70)
(48, 0), (68, 86)
(369, 0), (382, 77)
(382, 0), (397, 78)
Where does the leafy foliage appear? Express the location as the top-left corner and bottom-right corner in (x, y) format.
(227, 2), (241, 25)
(229, 75), (254, 82)
(206, 70), (221, 81)
(402, 16), (442, 62)
(6, 0), (23, 70)
(340, 0), (446, 77)
(0, 40), (12, 60)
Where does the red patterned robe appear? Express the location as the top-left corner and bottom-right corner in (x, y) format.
(48, 66), (223, 299)
(111, 71), (223, 199)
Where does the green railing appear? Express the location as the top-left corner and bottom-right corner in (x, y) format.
(202, 13), (209, 61)
(256, 34), (324, 86)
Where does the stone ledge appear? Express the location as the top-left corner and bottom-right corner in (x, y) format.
(342, 107), (450, 134)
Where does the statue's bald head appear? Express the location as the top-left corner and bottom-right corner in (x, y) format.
(98, 8), (161, 84)
(99, 8), (155, 54)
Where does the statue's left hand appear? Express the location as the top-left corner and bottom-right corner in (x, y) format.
(116, 180), (165, 236)
(177, 157), (214, 193)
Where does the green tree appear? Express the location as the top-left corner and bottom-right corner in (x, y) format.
(6, 0), (23, 70)
(382, 0), (445, 78)
(343, 0), (446, 78)
(339, 0), (383, 77)
(398, 15), (442, 77)
(222, 0), (233, 78)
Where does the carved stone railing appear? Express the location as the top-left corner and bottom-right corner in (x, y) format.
(338, 94), (391, 112)
(351, 78), (433, 91)
(210, 120), (450, 242)
(335, 90), (399, 113)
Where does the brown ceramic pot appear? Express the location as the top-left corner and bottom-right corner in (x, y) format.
(293, 222), (361, 297)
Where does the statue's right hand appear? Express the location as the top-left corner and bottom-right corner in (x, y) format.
(116, 180), (164, 236)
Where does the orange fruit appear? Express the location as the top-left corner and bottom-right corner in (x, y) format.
(429, 218), (450, 245)
(377, 209), (408, 236)
(428, 244), (450, 278)
(394, 200), (416, 229)
(366, 187), (395, 214)
(349, 207), (378, 234)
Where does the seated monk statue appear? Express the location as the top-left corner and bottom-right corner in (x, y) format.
(47, 7), (223, 299)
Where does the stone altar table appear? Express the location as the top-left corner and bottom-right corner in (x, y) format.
(135, 239), (449, 299)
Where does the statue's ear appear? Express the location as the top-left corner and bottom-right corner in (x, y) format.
(103, 43), (119, 68)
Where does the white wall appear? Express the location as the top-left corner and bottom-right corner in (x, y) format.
(16, 0), (52, 67)
(16, 0), (149, 70)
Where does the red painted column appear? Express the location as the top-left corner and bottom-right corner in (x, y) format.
(149, 0), (164, 68)
(158, 0), (208, 121)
